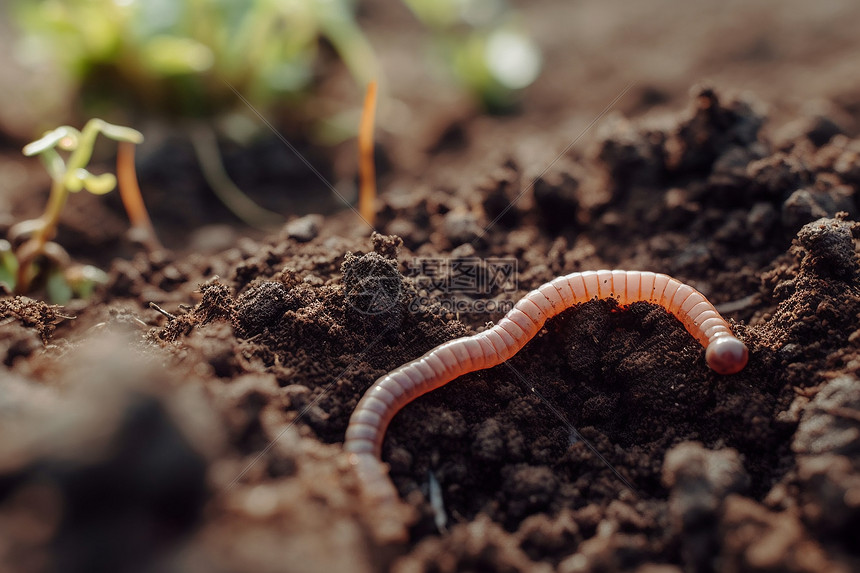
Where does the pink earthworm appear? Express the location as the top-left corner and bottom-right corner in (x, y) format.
(345, 270), (748, 536)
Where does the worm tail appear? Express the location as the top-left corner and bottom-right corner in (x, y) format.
(348, 452), (415, 543)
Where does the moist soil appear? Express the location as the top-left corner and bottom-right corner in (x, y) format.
(2, 3), (860, 573)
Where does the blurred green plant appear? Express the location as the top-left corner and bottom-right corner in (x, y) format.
(14, 0), (539, 117)
(3, 118), (148, 302)
(13, 0), (378, 117)
(403, 0), (541, 112)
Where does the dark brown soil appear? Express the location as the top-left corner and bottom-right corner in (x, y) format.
(2, 2), (860, 572)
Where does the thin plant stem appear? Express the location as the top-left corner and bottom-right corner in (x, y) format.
(15, 179), (68, 293)
(189, 123), (284, 229)
(358, 80), (378, 228)
(34, 179), (69, 246)
(117, 141), (162, 251)
(64, 120), (101, 176)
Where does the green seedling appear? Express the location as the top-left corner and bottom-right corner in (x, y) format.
(5, 118), (151, 299)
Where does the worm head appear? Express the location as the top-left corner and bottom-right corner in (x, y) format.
(705, 335), (748, 374)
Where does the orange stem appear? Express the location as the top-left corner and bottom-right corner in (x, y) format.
(358, 81), (378, 228)
(117, 141), (162, 251)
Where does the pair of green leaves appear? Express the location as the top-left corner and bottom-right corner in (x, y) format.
(23, 119), (143, 196)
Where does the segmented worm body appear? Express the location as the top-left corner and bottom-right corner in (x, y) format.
(345, 270), (748, 534)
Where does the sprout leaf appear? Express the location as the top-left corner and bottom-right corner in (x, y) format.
(23, 126), (81, 156)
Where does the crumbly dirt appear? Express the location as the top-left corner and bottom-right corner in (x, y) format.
(2, 3), (860, 572)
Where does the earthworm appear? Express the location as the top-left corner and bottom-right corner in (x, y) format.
(345, 270), (748, 537)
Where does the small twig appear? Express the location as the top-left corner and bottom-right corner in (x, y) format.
(427, 470), (449, 534)
(715, 292), (759, 314)
(149, 301), (177, 320)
